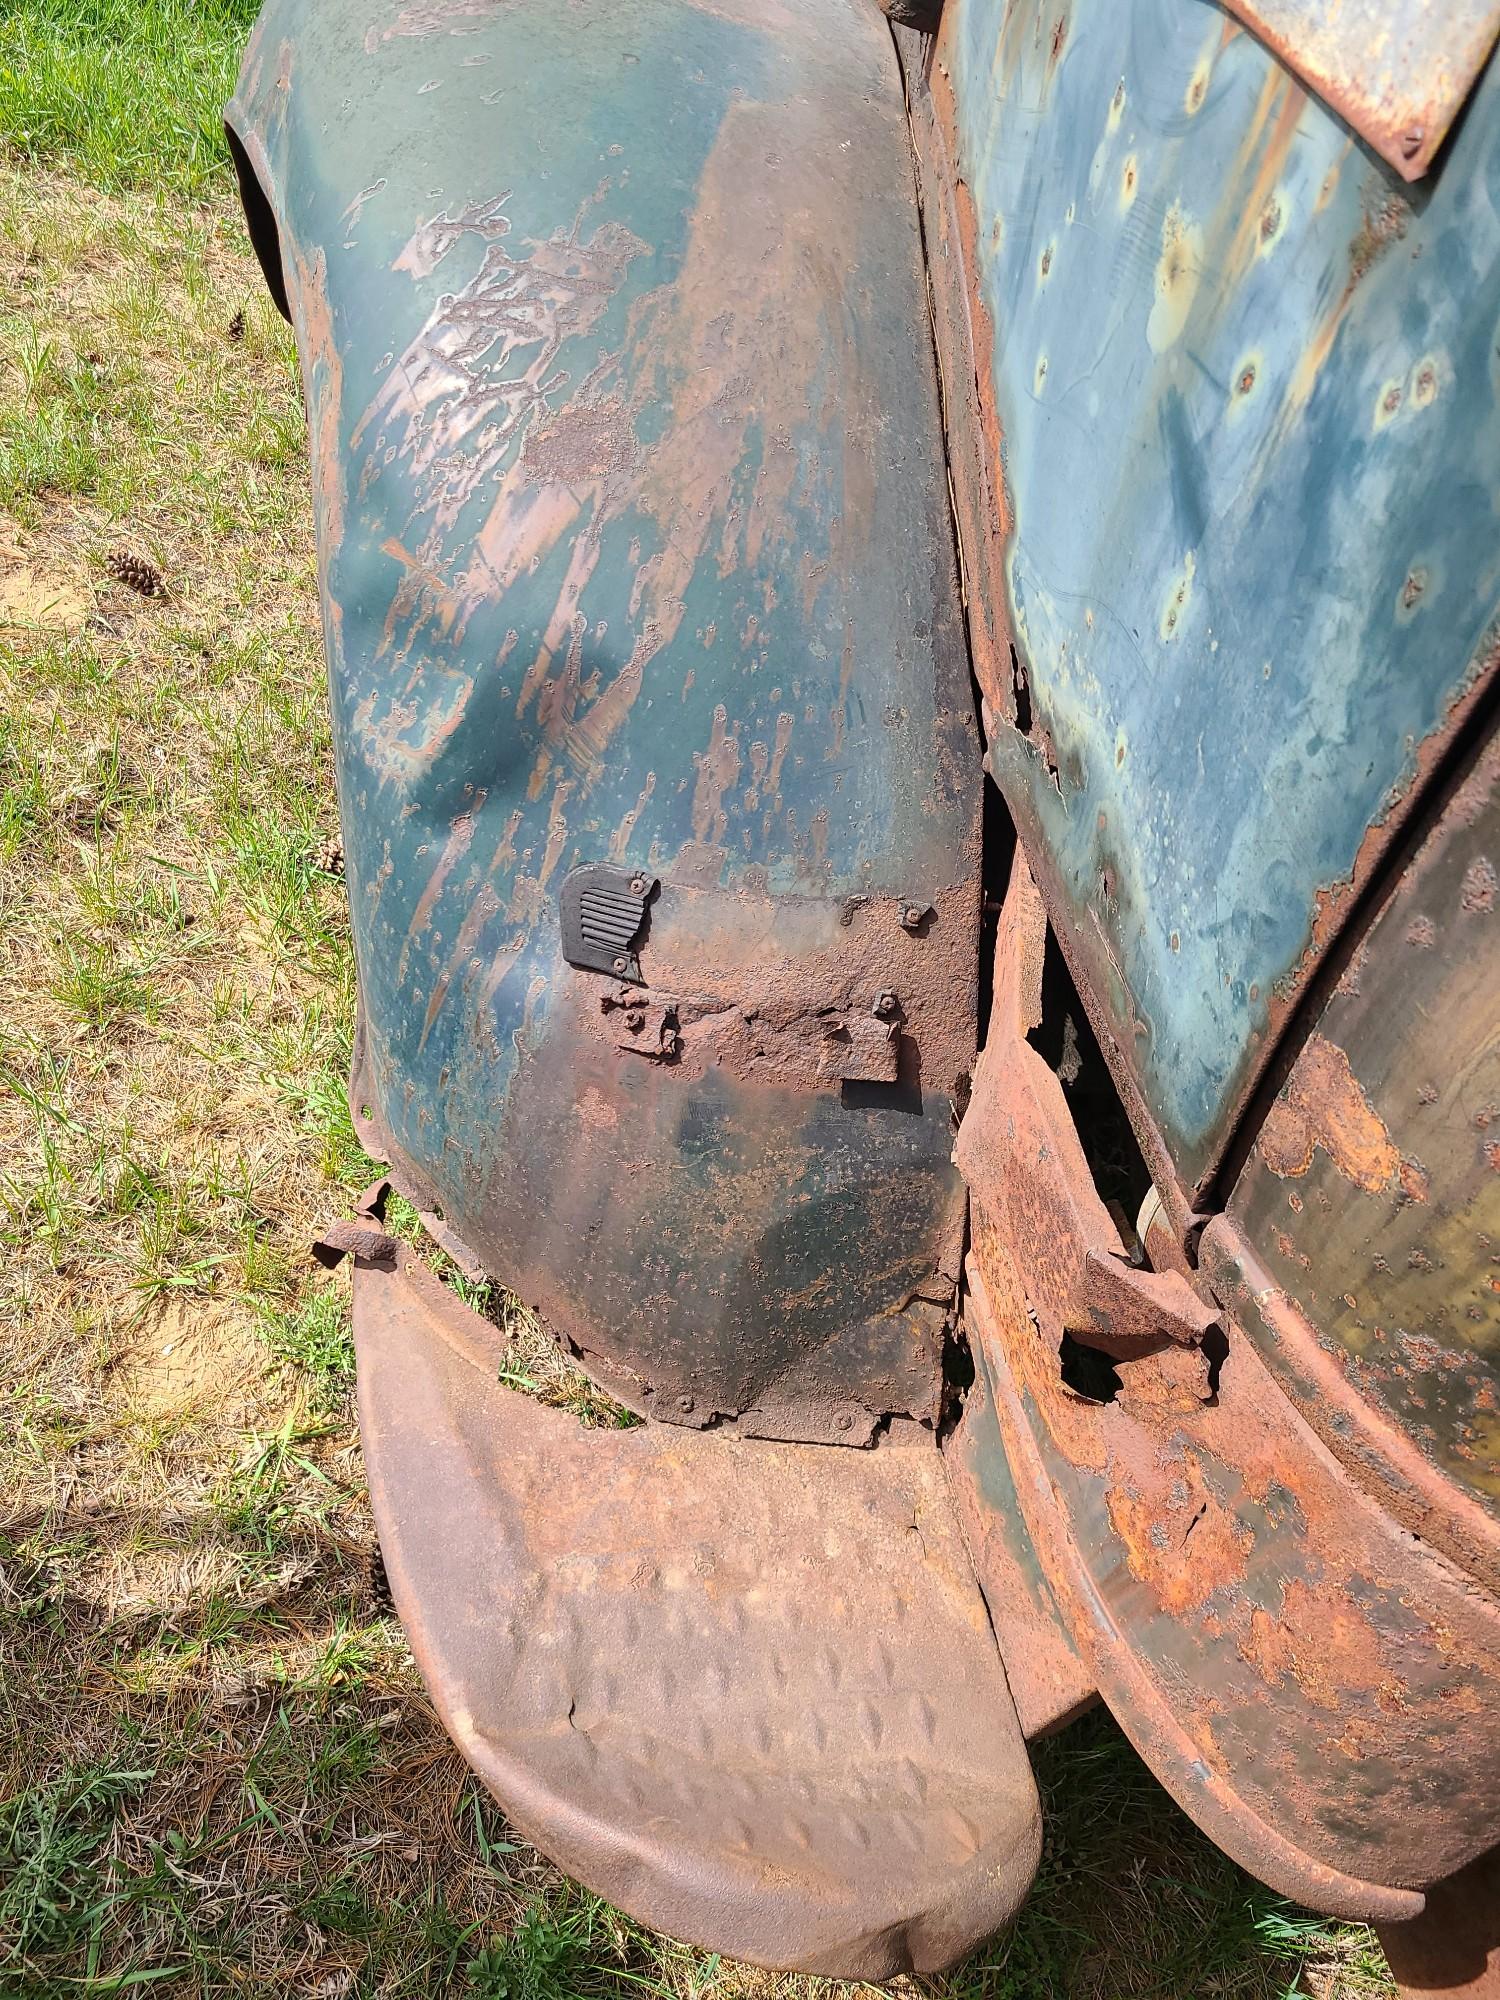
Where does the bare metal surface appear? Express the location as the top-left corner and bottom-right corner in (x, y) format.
(1222, 0), (1500, 180)
(352, 1250), (1043, 1978)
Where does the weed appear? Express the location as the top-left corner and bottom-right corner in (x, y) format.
(255, 1288), (353, 1403)
(0, 1762), (153, 1968)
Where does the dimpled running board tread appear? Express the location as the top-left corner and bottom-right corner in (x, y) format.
(353, 1253), (1042, 1978)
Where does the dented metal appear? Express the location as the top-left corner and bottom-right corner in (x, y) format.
(905, 0), (1500, 1200)
(228, 0), (981, 1441)
(233, 0), (1500, 1981)
(962, 857), (1500, 1914)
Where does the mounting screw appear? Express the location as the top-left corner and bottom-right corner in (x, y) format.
(613, 955), (628, 973)
(835, 1412), (854, 1432)
(624, 1010), (645, 1033)
(677, 1394), (695, 1414)
(901, 904), (925, 930)
(629, 875), (648, 895)
(873, 990), (899, 1018)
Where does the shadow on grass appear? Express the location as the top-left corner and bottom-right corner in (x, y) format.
(0, 1547), (1384, 2000)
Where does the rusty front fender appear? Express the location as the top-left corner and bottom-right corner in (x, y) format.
(228, 0), (982, 1441)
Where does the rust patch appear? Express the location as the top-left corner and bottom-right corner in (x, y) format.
(364, 1), (504, 49)
(1107, 1456), (1252, 1617)
(1257, 1032), (1421, 1196)
(1461, 857), (1496, 913)
(1240, 1579), (1404, 1715)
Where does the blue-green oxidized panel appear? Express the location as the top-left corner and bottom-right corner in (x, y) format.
(942, 0), (1500, 1193)
(229, 0), (981, 1433)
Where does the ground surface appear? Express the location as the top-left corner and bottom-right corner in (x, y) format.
(0, 4), (1402, 1995)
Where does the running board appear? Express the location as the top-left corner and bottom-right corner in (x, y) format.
(351, 1250), (1042, 1979)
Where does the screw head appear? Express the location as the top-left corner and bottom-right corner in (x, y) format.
(835, 1412), (854, 1432)
(629, 875), (647, 895)
(624, 1010), (645, 1033)
(612, 955), (628, 973)
(902, 904), (924, 928)
(676, 1395), (695, 1414)
(873, 990), (899, 1018)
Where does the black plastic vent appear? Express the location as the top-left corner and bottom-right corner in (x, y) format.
(559, 864), (657, 982)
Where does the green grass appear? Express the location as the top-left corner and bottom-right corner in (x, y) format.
(0, 12), (1402, 2000)
(0, 0), (261, 197)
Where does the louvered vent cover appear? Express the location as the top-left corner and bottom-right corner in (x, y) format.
(559, 864), (658, 982)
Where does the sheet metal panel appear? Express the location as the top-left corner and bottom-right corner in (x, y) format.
(228, 0), (981, 1429)
(942, 0), (1500, 1195)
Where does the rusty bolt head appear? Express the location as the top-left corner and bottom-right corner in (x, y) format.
(834, 1412), (854, 1432)
(676, 1395), (694, 1414)
(629, 875), (647, 895)
(873, 990), (899, 1018)
(612, 956), (628, 973)
(901, 904), (925, 930)
(624, 1010), (645, 1033)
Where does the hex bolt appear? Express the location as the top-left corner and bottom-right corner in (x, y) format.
(677, 1395), (695, 1414)
(873, 990), (899, 1018)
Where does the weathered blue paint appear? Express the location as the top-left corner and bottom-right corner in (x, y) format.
(229, 0), (981, 1429)
(946, 0), (1500, 1192)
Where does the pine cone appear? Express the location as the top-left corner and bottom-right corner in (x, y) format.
(105, 549), (166, 598)
(314, 832), (344, 876)
(227, 308), (247, 343)
(368, 1543), (394, 1616)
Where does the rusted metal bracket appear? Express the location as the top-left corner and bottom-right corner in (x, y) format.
(312, 1177), (398, 1270)
(956, 856), (1221, 1369)
(596, 980), (903, 1087)
(1221, 0), (1500, 182)
(601, 987), (682, 1061)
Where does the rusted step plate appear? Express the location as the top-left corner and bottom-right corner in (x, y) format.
(352, 1253), (1042, 1978)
